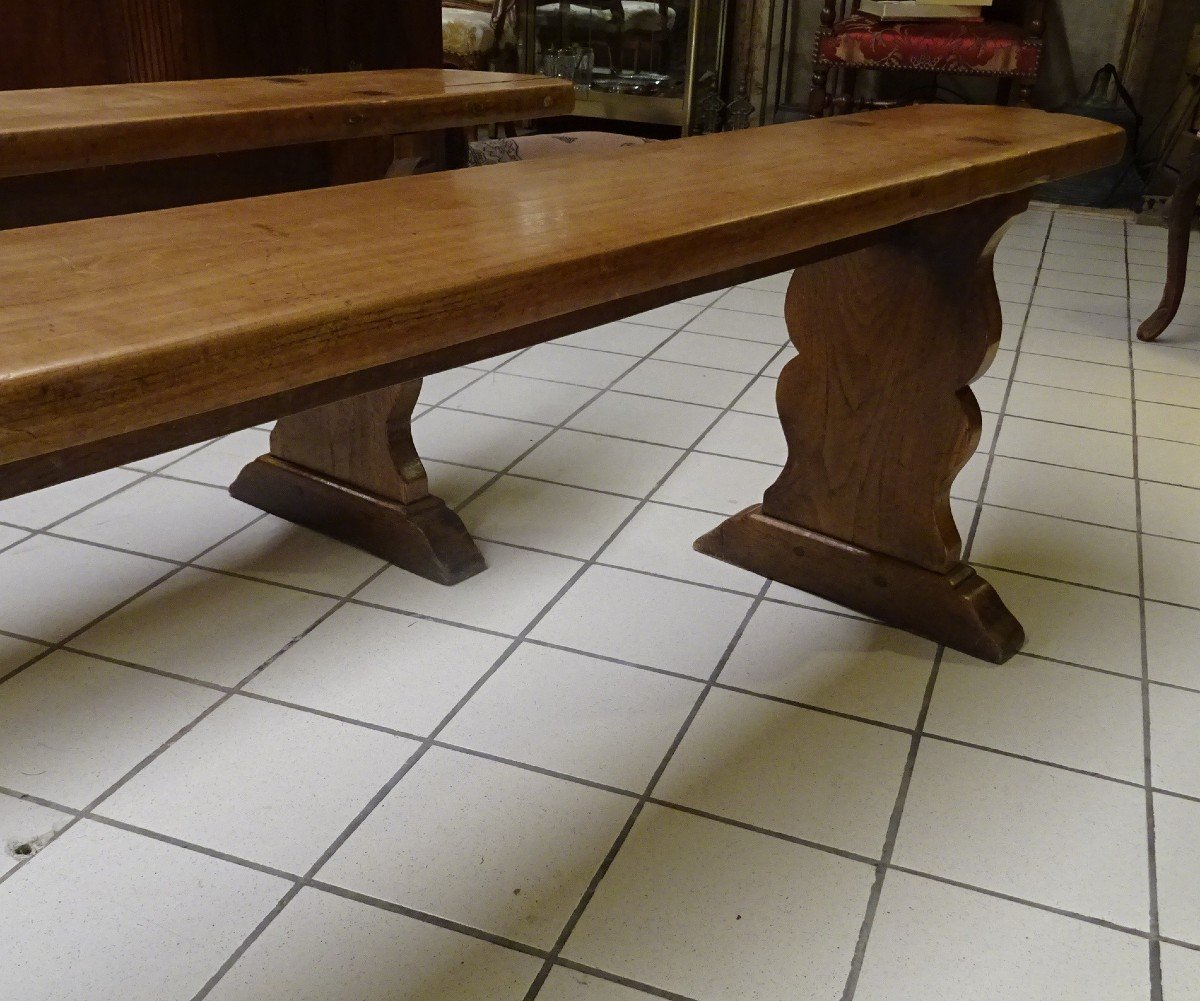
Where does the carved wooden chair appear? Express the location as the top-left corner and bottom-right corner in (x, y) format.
(809, 0), (1045, 117)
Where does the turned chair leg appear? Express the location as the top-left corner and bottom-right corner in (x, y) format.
(809, 67), (831, 118)
(696, 191), (1031, 662)
(1016, 80), (1035, 107)
(1139, 134), (1200, 342)
(231, 381), (485, 585)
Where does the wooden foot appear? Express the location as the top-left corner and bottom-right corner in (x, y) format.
(695, 193), (1030, 662)
(696, 509), (1023, 664)
(230, 381), (485, 586)
(1138, 134), (1200, 342)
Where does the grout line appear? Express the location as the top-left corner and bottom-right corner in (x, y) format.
(839, 647), (945, 1001)
(518, 578), (774, 1001)
(1127, 218), (1165, 1001)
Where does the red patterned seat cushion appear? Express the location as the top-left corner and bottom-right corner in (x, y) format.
(817, 15), (1041, 77)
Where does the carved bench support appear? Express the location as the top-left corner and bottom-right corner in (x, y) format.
(696, 193), (1029, 663)
(231, 381), (485, 585)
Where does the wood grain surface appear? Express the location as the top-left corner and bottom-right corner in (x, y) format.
(0, 69), (574, 178)
(0, 105), (1124, 477)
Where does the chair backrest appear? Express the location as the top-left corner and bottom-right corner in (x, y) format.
(836, 0), (1045, 30)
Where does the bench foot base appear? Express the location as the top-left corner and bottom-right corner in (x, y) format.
(231, 455), (486, 586)
(695, 506), (1024, 664)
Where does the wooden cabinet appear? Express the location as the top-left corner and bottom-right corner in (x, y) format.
(0, 0), (441, 227)
(0, 0), (442, 90)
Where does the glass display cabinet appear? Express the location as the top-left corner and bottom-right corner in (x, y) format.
(516, 1), (729, 133)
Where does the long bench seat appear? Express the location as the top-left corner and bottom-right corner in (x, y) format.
(0, 104), (1124, 662)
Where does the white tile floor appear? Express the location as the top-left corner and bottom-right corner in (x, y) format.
(0, 205), (1198, 1000)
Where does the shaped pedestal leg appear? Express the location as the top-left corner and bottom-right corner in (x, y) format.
(231, 381), (485, 585)
(696, 193), (1029, 663)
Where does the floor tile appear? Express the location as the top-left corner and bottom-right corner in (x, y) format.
(984, 456), (1136, 530)
(1006, 381), (1133, 433)
(927, 653), (1144, 782)
(1150, 684), (1200, 799)
(971, 375), (1007, 413)
(1143, 535), (1200, 607)
(971, 506), (1140, 594)
(208, 887), (540, 1001)
(539, 968), (661, 1000)
(762, 345), (795, 377)
(1142, 481), (1200, 544)
(442, 642), (700, 789)
(499, 343), (636, 388)
(197, 515), (386, 594)
(1033, 287), (1128, 319)
(1139, 437), (1200, 489)
(626, 301), (705, 329)
(0, 821), (287, 1001)
(0, 651), (217, 807)
(443, 371), (597, 425)
(0, 468), (143, 530)
(995, 416), (1133, 477)
(1015, 353), (1131, 398)
(412, 408), (548, 472)
(319, 747), (631, 948)
(1132, 340), (1200, 378)
(697, 410), (787, 465)
(994, 246), (1042, 268)
(0, 633), (48, 676)
(359, 540), (581, 635)
(1043, 239), (1125, 264)
(561, 320), (674, 357)
(716, 287), (786, 317)
(1138, 400), (1200, 446)
(855, 870), (1150, 1001)
(1038, 268), (1128, 297)
(683, 288), (727, 306)
(418, 366), (484, 405)
(731, 375), (778, 416)
(1022, 325), (1131, 365)
(245, 602), (510, 735)
(686, 306), (789, 344)
(1040, 251), (1126, 279)
(1162, 944), (1200, 1001)
(163, 428), (273, 486)
(1026, 305), (1130, 339)
(426, 460), (499, 510)
(530, 564), (754, 679)
(567, 391), (718, 448)
(983, 568), (1142, 676)
(0, 791), (71, 876)
(53, 476), (259, 562)
(995, 263), (1038, 285)
(611, 358), (752, 408)
(1145, 601), (1200, 689)
(510, 429), (682, 498)
(100, 696), (416, 873)
(1155, 793), (1200, 947)
(656, 687), (909, 857)
(652, 451), (780, 515)
(1136, 370), (1200, 409)
(893, 741), (1149, 929)
(460, 475), (638, 559)
(652, 331), (779, 374)
(72, 567), (336, 687)
(563, 804), (873, 1000)
(601, 501), (764, 593)
(720, 601), (935, 728)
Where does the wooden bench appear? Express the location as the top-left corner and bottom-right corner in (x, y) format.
(0, 103), (1123, 663)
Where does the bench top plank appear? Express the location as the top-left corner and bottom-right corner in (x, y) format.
(0, 69), (574, 179)
(0, 105), (1123, 469)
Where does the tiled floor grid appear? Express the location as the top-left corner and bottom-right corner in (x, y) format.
(1, 205), (1198, 1000)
